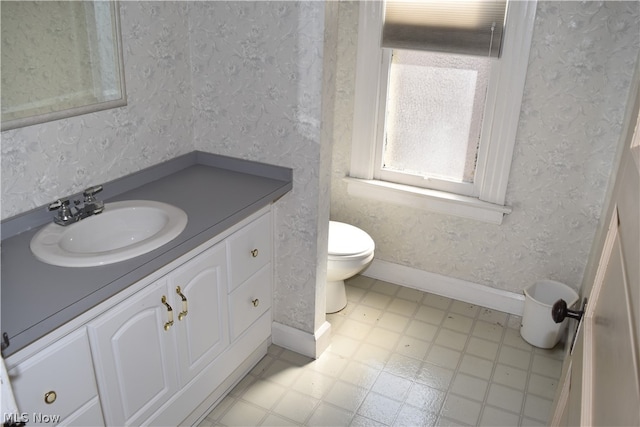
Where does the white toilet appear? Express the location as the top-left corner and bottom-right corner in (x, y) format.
(326, 221), (375, 313)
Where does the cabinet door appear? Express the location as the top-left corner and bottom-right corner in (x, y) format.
(169, 242), (229, 386)
(87, 279), (178, 427)
(58, 397), (104, 427)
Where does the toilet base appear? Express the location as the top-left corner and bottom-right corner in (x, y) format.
(326, 280), (347, 313)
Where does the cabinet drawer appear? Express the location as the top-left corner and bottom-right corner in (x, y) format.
(8, 328), (99, 424)
(229, 265), (272, 339)
(227, 212), (272, 292)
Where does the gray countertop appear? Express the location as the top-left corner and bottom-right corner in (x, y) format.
(1, 151), (292, 357)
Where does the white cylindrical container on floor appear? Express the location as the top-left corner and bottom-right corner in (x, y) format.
(520, 280), (579, 349)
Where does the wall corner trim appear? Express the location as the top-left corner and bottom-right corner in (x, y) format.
(272, 321), (332, 359)
(363, 259), (525, 316)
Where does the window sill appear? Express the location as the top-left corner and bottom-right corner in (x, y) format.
(344, 177), (511, 225)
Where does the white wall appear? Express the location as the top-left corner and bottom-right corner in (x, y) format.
(189, 1), (330, 333)
(330, 1), (640, 295)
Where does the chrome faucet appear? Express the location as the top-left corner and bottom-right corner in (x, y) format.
(48, 185), (104, 226)
(48, 198), (76, 226)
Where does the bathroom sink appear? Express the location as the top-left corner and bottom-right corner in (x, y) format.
(30, 200), (188, 267)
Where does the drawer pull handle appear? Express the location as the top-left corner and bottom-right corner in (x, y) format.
(251, 249), (259, 258)
(176, 286), (188, 321)
(161, 296), (174, 331)
(252, 298), (260, 307)
(44, 390), (57, 404)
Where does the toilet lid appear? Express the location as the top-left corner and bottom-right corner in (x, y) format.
(328, 221), (375, 256)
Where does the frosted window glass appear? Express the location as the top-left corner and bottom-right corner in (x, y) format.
(384, 50), (490, 183)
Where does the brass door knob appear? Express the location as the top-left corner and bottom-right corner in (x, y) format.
(252, 298), (260, 307)
(251, 249), (259, 258)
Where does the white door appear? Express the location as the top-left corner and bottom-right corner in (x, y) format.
(87, 279), (179, 427)
(567, 208), (639, 425)
(551, 94), (640, 425)
(585, 219), (638, 424)
(169, 242), (229, 386)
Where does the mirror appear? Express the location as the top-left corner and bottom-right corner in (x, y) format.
(1, 1), (126, 131)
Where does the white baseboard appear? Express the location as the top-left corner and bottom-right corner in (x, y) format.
(363, 259), (525, 316)
(272, 320), (332, 359)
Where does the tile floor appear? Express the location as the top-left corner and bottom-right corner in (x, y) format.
(199, 275), (565, 426)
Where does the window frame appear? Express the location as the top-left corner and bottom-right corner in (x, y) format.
(347, 0), (538, 224)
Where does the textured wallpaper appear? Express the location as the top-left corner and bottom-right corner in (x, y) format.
(330, 1), (640, 294)
(1, 1), (194, 218)
(190, 1), (328, 332)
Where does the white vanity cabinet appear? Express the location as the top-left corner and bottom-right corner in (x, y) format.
(7, 328), (104, 427)
(6, 206), (274, 427)
(85, 207), (272, 426)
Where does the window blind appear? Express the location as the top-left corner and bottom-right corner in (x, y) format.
(382, 0), (508, 58)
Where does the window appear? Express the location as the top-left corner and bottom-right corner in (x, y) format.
(347, 0), (538, 224)
(380, 49), (491, 196)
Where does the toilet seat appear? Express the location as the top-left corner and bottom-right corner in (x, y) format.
(328, 221), (375, 259)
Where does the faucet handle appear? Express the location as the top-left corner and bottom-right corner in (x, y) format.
(83, 185), (104, 215)
(83, 185), (103, 200)
(48, 198), (70, 211)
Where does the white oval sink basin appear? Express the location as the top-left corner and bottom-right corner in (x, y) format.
(30, 200), (188, 267)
